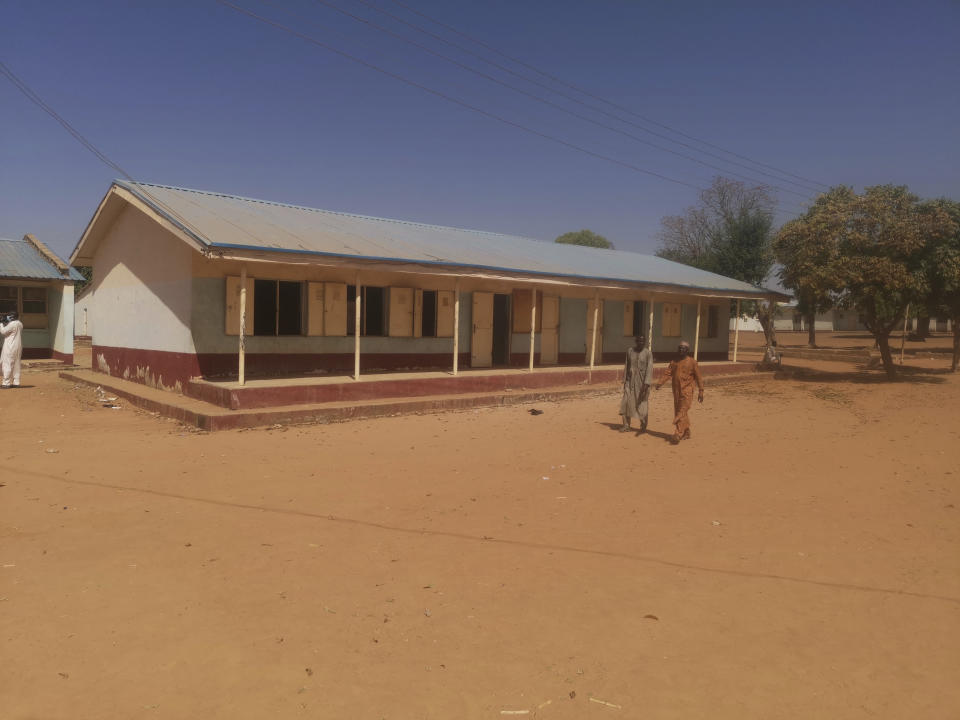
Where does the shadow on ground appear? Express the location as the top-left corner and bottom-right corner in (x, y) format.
(774, 363), (950, 385)
(598, 421), (674, 442)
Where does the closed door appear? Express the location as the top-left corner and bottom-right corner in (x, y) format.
(586, 298), (604, 362)
(540, 295), (559, 364)
(471, 292), (493, 367)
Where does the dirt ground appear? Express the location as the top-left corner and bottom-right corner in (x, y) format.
(2, 342), (959, 719)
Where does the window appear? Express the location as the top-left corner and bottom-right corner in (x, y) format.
(0, 286), (16, 314)
(421, 290), (437, 337)
(699, 305), (719, 338)
(253, 279), (302, 336)
(0, 285), (48, 329)
(347, 285), (386, 336)
(662, 303), (682, 337)
(22, 287), (47, 314)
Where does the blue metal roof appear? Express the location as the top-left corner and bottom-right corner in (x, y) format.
(0, 238), (84, 281)
(114, 181), (782, 298)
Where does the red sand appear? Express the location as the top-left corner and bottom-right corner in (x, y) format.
(2, 339), (958, 719)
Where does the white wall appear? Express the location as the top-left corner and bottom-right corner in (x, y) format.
(50, 283), (74, 356)
(75, 288), (93, 337)
(91, 204), (196, 353)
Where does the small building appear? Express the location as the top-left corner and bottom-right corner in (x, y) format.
(773, 302), (834, 332)
(70, 181), (785, 392)
(0, 234), (82, 362)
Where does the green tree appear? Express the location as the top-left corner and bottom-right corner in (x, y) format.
(918, 198), (960, 370)
(75, 265), (93, 293)
(554, 229), (614, 249)
(657, 177), (778, 343)
(821, 185), (954, 379)
(773, 191), (846, 348)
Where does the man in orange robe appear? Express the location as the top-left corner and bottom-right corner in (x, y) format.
(655, 340), (704, 444)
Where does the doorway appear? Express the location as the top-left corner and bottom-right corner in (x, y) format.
(492, 293), (511, 365)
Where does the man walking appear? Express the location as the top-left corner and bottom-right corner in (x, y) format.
(1, 311), (24, 388)
(655, 340), (704, 444)
(619, 334), (653, 433)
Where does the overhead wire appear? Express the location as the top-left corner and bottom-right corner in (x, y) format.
(383, 0), (830, 191)
(292, 0), (813, 203)
(216, 0), (713, 194)
(0, 61), (266, 250)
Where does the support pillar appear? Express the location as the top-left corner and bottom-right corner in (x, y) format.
(354, 273), (361, 380)
(529, 289), (537, 371)
(453, 279), (460, 375)
(693, 298), (702, 360)
(239, 265), (247, 386)
(733, 299), (741, 362)
(589, 290), (599, 370)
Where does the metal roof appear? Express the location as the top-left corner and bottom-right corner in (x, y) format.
(0, 237), (84, 281)
(113, 180), (783, 298)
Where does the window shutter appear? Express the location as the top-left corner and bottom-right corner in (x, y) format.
(307, 282), (324, 336)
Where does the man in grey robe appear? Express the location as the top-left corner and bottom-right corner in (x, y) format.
(619, 334), (654, 433)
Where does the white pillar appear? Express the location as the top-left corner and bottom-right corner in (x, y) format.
(733, 299), (741, 362)
(354, 274), (362, 380)
(648, 295), (655, 356)
(589, 290), (599, 369)
(452, 279), (460, 375)
(693, 298), (702, 360)
(529, 289), (537, 372)
(239, 265), (247, 386)
(900, 303), (910, 365)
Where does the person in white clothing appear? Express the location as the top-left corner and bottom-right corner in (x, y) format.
(1, 311), (24, 388)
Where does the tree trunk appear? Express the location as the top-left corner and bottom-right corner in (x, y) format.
(915, 314), (930, 339)
(952, 319), (959, 372)
(757, 301), (777, 347)
(875, 331), (897, 380)
(806, 310), (817, 348)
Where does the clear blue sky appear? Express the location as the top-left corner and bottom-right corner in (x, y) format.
(2, 0), (958, 262)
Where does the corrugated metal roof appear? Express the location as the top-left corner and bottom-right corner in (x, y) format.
(0, 237), (84, 281)
(116, 180), (782, 297)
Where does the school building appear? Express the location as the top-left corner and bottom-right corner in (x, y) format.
(69, 181), (785, 396)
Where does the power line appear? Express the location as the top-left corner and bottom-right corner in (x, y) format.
(384, 0), (830, 191)
(217, 0), (712, 193)
(344, 0), (821, 195)
(0, 61), (266, 250)
(293, 0), (813, 201)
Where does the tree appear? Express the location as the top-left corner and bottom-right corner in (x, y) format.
(819, 185), (954, 379)
(919, 199), (960, 370)
(657, 177), (778, 344)
(773, 192), (846, 348)
(555, 229), (614, 249)
(75, 266), (93, 293)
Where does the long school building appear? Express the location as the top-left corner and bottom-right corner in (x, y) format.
(70, 181), (784, 393)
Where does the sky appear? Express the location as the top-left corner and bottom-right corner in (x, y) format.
(2, 0), (958, 264)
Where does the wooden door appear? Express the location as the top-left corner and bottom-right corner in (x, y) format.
(540, 295), (559, 364)
(471, 291), (493, 368)
(586, 298), (604, 362)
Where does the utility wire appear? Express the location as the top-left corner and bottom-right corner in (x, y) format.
(294, 0), (813, 202)
(345, 0), (821, 195)
(384, 0), (830, 191)
(217, 0), (710, 193)
(0, 61), (265, 249)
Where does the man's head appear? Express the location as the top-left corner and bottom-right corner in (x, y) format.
(677, 340), (691, 356)
(634, 334), (646, 350)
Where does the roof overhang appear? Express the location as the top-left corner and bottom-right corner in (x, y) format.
(207, 243), (788, 301)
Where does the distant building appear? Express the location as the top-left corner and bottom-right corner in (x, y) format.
(0, 234), (83, 362)
(70, 181), (786, 391)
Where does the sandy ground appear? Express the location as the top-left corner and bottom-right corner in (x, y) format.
(2, 345), (959, 719)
